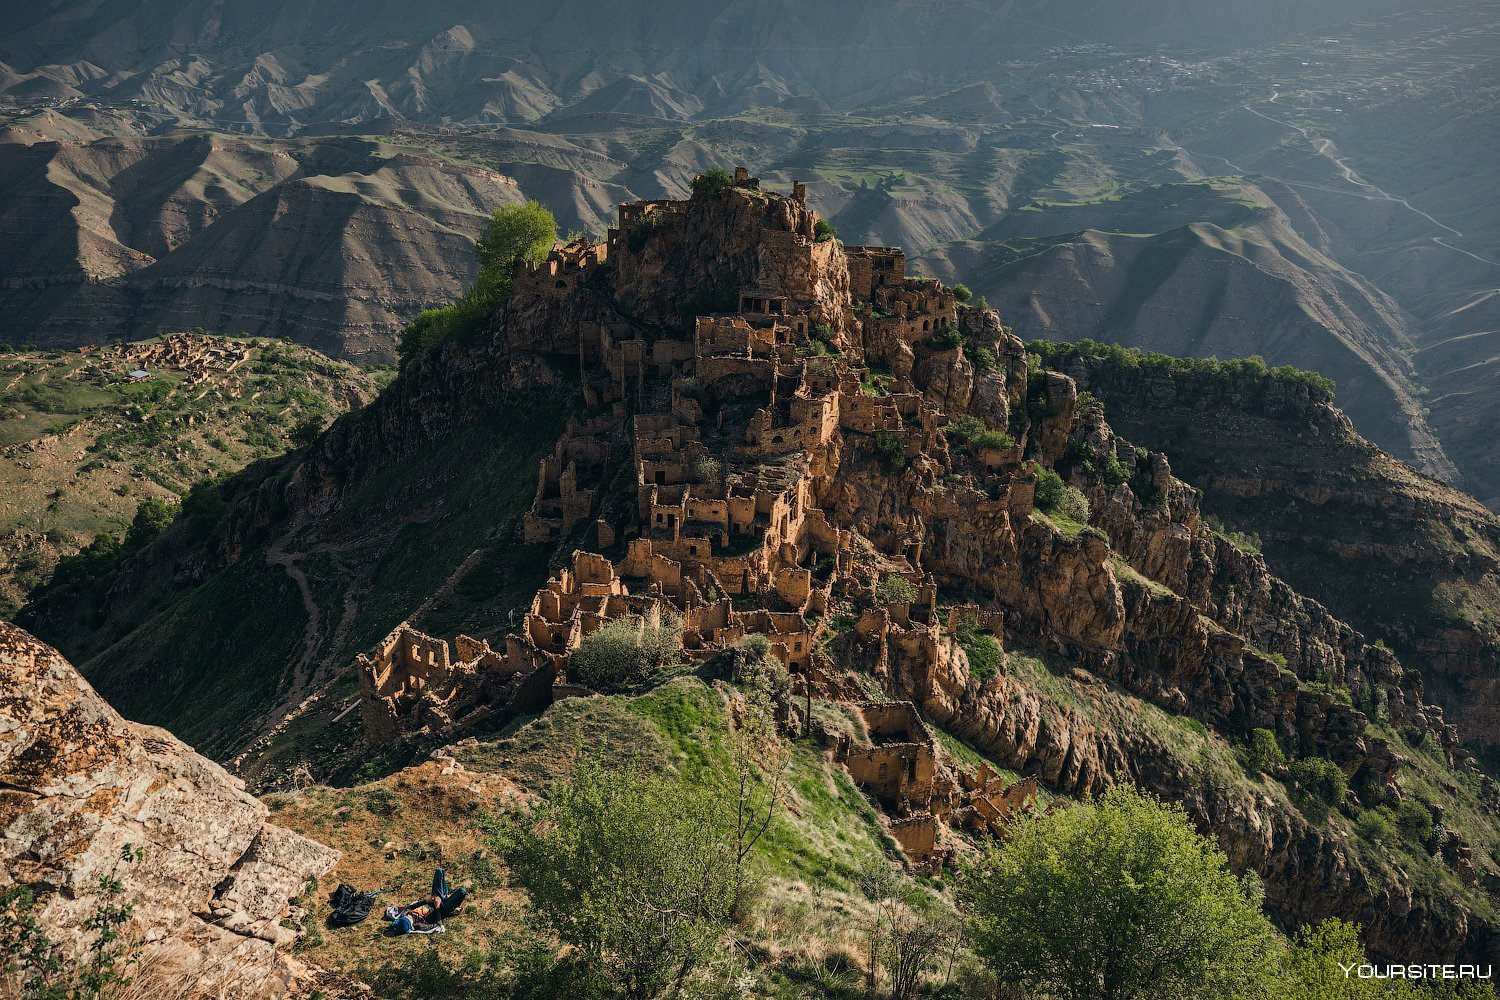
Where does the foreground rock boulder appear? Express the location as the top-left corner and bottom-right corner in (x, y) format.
(0, 622), (340, 997)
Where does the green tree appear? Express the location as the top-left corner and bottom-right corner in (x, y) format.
(952, 282), (973, 303)
(1281, 918), (1496, 999)
(473, 200), (558, 299)
(691, 166), (734, 199)
(1034, 466), (1091, 524)
(500, 757), (743, 1000)
(1245, 728), (1287, 774)
(399, 201), (557, 365)
(290, 413), (326, 448)
(813, 218), (837, 243)
(959, 784), (1281, 1000)
(1282, 918), (1377, 1000)
(123, 498), (173, 552)
(1289, 757), (1347, 820)
(1034, 466), (1066, 510)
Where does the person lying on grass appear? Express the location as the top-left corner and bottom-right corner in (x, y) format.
(385, 867), (468, 935)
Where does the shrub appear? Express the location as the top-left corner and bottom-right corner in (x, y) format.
(123, 497), (174, 552)
(813, 218), (837, 243)
(500, 757), (743, 1000)
(290, 413), (326, 447)
(1289, 757), (1347, 818)
(952, 282), (973, 303)
(972, 428), (1015, 452)
(873, 430), (905, 471)
(1354, 808), (1395, 844)
(876, 575), (917, 606)
(942, 414), (985, 443)
(1, 845), (142, 998)
(959, 785), (1281, 1000)
(1076, 445), (1130, 488)
(1034, 467), (1066, 511)
(1393, 798), (1433, 844)
(693, 456), (722, 484)
(969, 345), (996, 373)
(1034, 467), (1091, 525)
(1244, 728), (1286, 774)
(568, 614), (683, 691)
(1074, 390), (1105, 418)
(926, 327), (963, 351)
(691, 166), (734, 198)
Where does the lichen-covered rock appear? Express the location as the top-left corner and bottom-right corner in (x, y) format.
(0, 622), (339, 997)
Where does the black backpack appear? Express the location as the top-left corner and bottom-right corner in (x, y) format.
(328, 883), (379, 927)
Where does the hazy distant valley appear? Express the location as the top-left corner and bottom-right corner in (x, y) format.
(2, 1), (1496, 506)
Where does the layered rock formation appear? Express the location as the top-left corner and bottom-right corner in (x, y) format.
(0, 134), (518, 361)
(0, 622), (339, 997)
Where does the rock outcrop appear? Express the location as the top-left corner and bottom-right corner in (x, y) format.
(0, 622), (339, 998)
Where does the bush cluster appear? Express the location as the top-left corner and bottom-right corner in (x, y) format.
(1244, 728), (1287, 774)
(1028, 338), (1336, 397)
(399, 201), (557, 366)
(872, 429), (906, 471)
(568, 614), (683, 691)
(875, 575), (917, 605)
(1289, 756), (1347, 820)
(690, 166), (734, 199)
(1033, 467), (1090, 524)
(943, 414), (1015, 454)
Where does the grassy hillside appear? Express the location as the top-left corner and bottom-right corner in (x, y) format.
(270, 675), (922, 999)
(17, 338), (576, 761)
(0, 334), (387, 615)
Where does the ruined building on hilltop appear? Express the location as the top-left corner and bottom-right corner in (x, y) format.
(354, 170), (1464, 883)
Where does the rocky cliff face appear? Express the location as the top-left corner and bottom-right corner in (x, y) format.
(1035, 343), (1500, 755)
(0, 622), (340, 997)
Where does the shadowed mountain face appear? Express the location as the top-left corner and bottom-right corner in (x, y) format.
(0, 134), (519, 360)
(1, 1), (1498, 507)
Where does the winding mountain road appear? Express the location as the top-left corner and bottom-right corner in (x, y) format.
(1240, 89), (1500, 268)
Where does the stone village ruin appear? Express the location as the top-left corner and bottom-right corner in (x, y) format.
(354, 170), (1039, 867)
(355, 168), (1430, 870)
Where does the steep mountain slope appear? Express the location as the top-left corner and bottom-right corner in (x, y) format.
(1032, 339), (1500, 759)
(0, 334), (384, 615)
(21, 179), (1500, 960)
(917, 192), (1453, 479)
(0, 133), (519, 360)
